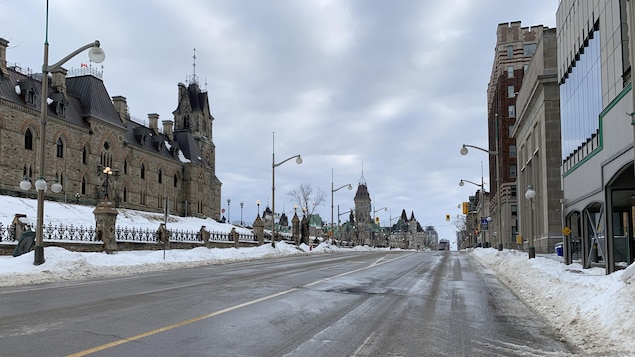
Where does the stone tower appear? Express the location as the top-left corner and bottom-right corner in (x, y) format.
(354, 167), (371, 245)
(170, 50), (222, 219)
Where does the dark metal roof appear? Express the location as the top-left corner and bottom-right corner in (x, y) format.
(187, 82), (207, 113)
(172, 130), (207, 166)
(0, 68), (124, 131)
(123, 120), (180, 162)
(66, 75), (126, 129)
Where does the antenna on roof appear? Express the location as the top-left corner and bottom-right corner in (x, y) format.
(190, 48), (198, 85)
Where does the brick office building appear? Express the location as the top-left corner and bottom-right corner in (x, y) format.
(486, 22), (549, 249)
(0, 38), (222, 219)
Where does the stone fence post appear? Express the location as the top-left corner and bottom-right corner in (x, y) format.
(156, 223), (170, 249)
(253, 215), (264, 245)
(292, 212), (300, 245)
(93, 199), (118, 254)
(12, 214), (28, 240)
(231, 227), (239, 248)
(199, 226), (211, 248)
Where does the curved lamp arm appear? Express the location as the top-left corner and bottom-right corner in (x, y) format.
(460, 144), (498, 156)
(333, 184), (352, 193)
(459, 179), (481, 187)
(45, 40), (104, 72)
(273, 154), (302, 168)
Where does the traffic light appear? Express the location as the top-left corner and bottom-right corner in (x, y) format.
(445, 214), (450, 221)
(375, 216), (380, 224)
(462, 202), (468, 214)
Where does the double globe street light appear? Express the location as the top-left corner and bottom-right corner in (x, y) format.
(23, 0), (105, 265)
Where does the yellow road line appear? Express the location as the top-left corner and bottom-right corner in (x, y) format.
(66, 289), (296, 357)
(67, 252), (413, 356)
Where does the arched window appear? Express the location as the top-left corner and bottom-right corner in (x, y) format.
(123, 159), (128, 174)
(25, 129), (33, 150)
(123, 187), (128, 203)
(56, 138), (64, 158)
(82, 145), (89, 165)
(141, 163), (145, 179)
(158, 169), (162, 184)
(81, 176), (86, 195)
(173, 174), (178, 188)
(100, 141), (112, 168)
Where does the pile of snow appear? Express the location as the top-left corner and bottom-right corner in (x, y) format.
(0, 241), (325, 287)
(472, 248), (635, 356)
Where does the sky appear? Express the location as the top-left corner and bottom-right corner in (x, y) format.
(0, 194), (634, 355)
(0, 0), (560, 243)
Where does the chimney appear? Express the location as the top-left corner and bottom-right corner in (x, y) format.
(162, 120), (174, 139)
(51, 67), (67, 96)
(148, 113), (159, 133)
(112, 96), (129, 124)
(0, 38), (9, 78)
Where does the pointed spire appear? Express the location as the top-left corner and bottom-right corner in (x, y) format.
(359, 161), (366, 185)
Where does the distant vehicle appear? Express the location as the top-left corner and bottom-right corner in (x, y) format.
(438, 239), (449, 251)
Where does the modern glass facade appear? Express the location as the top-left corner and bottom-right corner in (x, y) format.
(559, 30), (602, 160)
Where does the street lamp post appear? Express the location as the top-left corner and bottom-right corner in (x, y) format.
(29, 1), (105, 265)
(101, 166), (114, 199)
(240, 202), (244, 226)
(371, 206), (387, 247)
(460, 141), (501, 250)
(227, 198), (231, 225)
(331, 168), (351, 246)
(337, 206), (352, 245)
(459, 178), (486, 246)
(525, 185), (536, 259)
(271, 132), (302, 248)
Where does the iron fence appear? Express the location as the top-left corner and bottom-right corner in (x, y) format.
(0, 222), (255, 244)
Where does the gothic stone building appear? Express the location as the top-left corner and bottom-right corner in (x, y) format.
(0, 38), (222, 219)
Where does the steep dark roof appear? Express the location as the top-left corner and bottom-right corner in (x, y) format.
(172, 130), (207, 166)
(187, 83), (204, 112)
(354, 184), (370, 200)
(123, 121), (180, 161)
(66, 75), (126, 129)
(0, 69), (127, 132)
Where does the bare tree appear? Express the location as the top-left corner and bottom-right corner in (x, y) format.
(454, 214), (467, 249)
(287, 183), (326, 218)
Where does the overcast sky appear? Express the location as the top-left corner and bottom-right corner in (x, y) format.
(0, 0), (558, 241)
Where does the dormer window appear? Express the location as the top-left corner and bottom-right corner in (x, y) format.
(55, 101), (65, 115)
(26, 89), (35, 104)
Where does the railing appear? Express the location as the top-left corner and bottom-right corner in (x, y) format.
(0, 223), (15, 242)
(0, 223), (255, 244)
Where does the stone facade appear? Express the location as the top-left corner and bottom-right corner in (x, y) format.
(486, 22), (549, 249)
(353, 170), (371, 245)
(513, 27), (562, 255)
(0, 38), (221, 220)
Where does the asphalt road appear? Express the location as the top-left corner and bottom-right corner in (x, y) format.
(0, 251), (575, 356)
